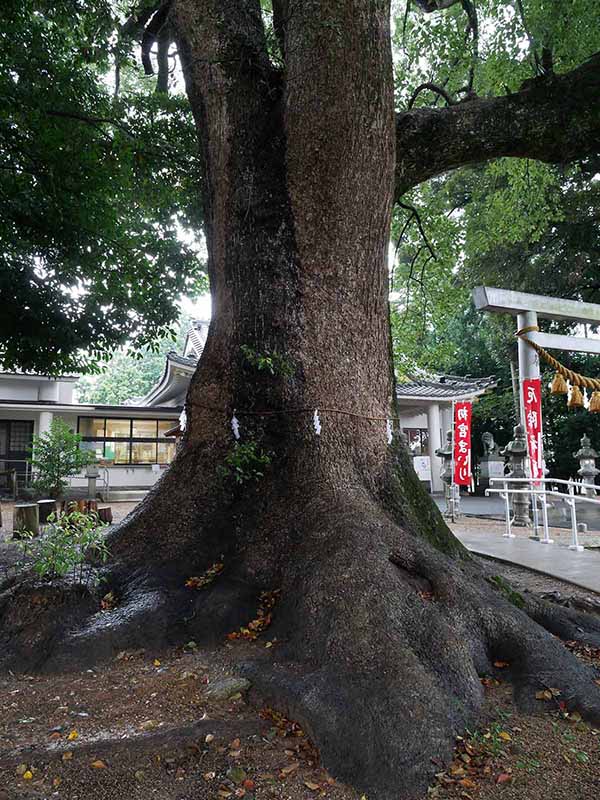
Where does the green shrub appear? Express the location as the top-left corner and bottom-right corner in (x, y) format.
(218, 441), (272, 484)
(29, 418), (95, 498)
(17, 510), (109, 585)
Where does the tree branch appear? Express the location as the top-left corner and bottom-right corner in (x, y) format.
(407, 82), (456, 108)
(395, 53), (600, 198)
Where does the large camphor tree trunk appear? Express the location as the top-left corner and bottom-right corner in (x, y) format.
(2, 3), (600, 798)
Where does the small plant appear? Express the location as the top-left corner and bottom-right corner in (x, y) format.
(240, 345), (294, 377)
(515, 757), (541, 772)
(17, 510), (109, 585)
(218, 441), (272, 484)
(29, 418), (96, 498)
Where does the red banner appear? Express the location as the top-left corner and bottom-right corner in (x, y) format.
(453, 401), (472, 486)
(523, 378), (543, 483)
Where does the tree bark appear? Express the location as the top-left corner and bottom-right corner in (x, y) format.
(395, 53), (600, 196)
(2, 5), (600, 800)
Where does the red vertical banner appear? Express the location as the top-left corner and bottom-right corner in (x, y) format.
(453, 401), (472, 486)
(522, 378), (543, 483)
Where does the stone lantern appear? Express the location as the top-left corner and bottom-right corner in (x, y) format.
(573, 433), (599, 496)
(435, 430), (460, 519)
(500, 423), (530, 526)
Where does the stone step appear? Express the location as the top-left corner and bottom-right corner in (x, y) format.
(105, 489), (148, 502)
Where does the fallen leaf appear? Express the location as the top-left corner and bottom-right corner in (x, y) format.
(568, 711), (582, 722)
(536, 690), (553, 701)
(226, 766), (247, 785)
(67, 730), (78, 741)
(134, 770), (145, 781)
(16, 764), (27, 776)
(23, 770), (33, 780)
(498, 731), (511, 741)
(203, 771), (216, 781)
(229, 738), (241, 749)
(494, 660), (509, 668)
(496, 773), (512, 784)
(53, 777), (62, 788)
(305, 781), (321, 791)
(91, 760), (107, 769)
(205, 733), (215, 744)
(153, 659), (161, 667)
(242, 779), (256, 790)
(459, 778), (477, 790)
(62, 751), (73, 762)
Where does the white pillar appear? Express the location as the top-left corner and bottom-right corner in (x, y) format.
(441, 405), (453, 439)
(427, 403), (443, 493)
(38, 411), (54, 436)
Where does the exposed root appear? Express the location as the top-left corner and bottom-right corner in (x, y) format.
(0, 718), (263, 771)
(2, 497), (600, 799)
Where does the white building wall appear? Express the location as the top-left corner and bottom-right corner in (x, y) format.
(0, 378), (39, 401)
(57, 381), (75, 404)
(398, 411), (428, 429)
(38, 381), (59, 402)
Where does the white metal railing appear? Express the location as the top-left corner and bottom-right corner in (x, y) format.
(486, 477), (600, 551)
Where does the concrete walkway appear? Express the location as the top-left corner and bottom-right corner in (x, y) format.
(455, 527), (600, 594)
(434, 492), (600, 531)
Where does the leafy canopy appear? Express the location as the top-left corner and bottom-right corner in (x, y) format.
(0, 0), (206, 375)
(390, 0), (600, 376)
(76, 310), (194, 404)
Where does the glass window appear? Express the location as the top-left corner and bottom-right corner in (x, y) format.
(131, 442), (157, 464)
(132, 419), (158, 438)
(103, 441), (116, 462)
(113, 441), (131, 464)
(78, 417), (177, 465)
(157, 442), (176, 464)
(105, 419), (131, 438)
(158, 420), (174, 438)
(81, 440), (105, 460)
(79, 418), (105, 438)
(10, 421), (35, 450)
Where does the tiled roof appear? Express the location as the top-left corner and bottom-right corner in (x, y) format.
(396, 374), (496, 400)
(167, 352), (198, 368)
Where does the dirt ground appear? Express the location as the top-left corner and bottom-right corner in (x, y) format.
(0, 626), (599, 800)
(0, 502), (138, 538)
(1, 516), (600, 800)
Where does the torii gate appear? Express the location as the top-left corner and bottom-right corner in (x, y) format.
(472, 287), (600, 477)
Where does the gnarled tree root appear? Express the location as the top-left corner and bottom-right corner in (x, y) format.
(2, 500), (600, 799)
(0, 718), (263, 772)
